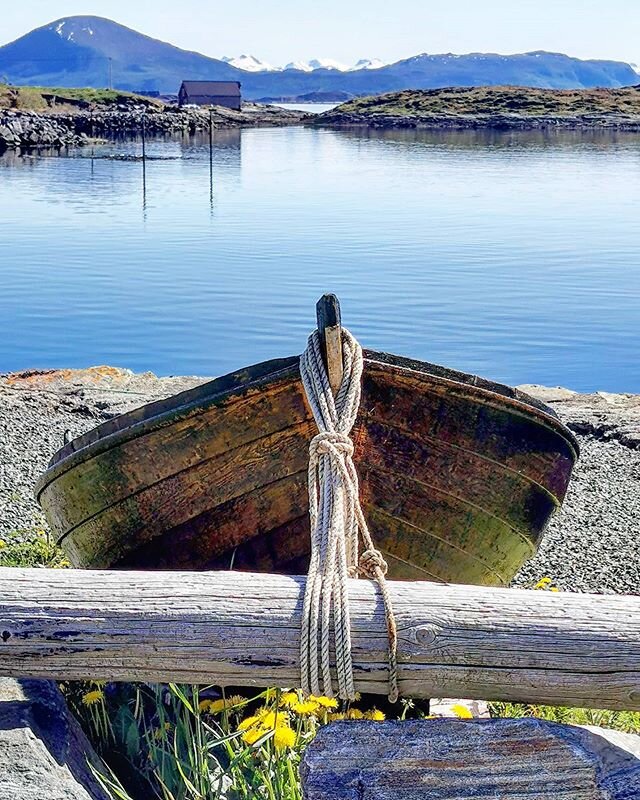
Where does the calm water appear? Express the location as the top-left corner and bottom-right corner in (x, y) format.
(1, 126), (640, 392)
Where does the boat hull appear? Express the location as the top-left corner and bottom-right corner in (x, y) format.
(36, 351), (578, 585)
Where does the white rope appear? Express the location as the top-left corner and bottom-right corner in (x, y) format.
(299, 328), (399, 702)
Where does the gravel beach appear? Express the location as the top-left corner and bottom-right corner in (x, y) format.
(1, 367), (638, 595)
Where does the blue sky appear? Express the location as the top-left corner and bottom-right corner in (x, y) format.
(3, 0), (639, 66)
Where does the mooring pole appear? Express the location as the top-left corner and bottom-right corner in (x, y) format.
(209, 108), (214, 205)
(316, 293), (343, 394)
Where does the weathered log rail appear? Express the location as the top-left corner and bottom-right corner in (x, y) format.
(0, 567), (638, 710)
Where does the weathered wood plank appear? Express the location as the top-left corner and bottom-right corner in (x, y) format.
(316, 293), (343, 394)
(0, 569), (638, 711)
(300, 719), (640, 799)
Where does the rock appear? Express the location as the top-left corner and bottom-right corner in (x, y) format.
(0, 678), (110, 800)
(0, 104), (309, 150)
(301, 718), (640, 799)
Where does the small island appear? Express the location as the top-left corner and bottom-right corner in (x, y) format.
(316, 85), (640, 130)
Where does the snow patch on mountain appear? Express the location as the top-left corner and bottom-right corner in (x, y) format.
(350, 58), (386, 70)
(221, 54), (274, 72)
(229, 56), (388, 73)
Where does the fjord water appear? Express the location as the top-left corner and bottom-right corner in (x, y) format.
(1, 126), (639, 392)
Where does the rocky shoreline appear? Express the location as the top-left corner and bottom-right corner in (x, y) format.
(0, 367), (638, 595)
(316, 110), (640, 131)
(0, 103), (309, 151)
(316, 85), (640, 131)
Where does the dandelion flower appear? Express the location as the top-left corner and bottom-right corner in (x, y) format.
(273, 723), (297, 750)
(309, 695), (338, 710)
(81, 689), (104, 706)
(238, 715), (261, 731)
(279, 691), (299, 708)
(451, 704), (473, 719)
(346, 708), (364, 719)
(291, 700), (320, 716)
(257, 711), (283, 729)
(198, 699), (214, 713)
(550, 586), (560, 593)
(225, 695), (247, 708)
(534, 577), (552, 589)
(364, 709), (385, 721)
(328, 712), (346, 721)
(0, 540), (6, 549)
(241, 727), (265, 745)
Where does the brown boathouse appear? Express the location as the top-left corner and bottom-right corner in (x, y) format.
(178, 81), (242, 110)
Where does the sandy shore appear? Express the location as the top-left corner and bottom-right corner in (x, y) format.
(1, 367), (638, 594)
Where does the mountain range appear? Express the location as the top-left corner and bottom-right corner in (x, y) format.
(0, 16), (638, 100)
(220, 55), (388, 72)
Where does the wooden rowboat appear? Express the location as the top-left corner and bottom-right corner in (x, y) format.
(36, 346), (578, 586)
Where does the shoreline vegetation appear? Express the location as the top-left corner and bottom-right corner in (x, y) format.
(315, 85), (640, 129)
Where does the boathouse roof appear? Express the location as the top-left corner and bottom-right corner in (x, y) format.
(179, 81), (241, 97)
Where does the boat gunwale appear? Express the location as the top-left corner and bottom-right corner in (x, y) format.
(35, 349), (579, 502)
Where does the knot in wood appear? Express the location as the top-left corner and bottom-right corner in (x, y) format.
(410, 624), (441, 647)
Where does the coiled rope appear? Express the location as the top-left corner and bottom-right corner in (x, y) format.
(299, 328), (399, 702)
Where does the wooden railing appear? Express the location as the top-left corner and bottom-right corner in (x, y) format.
(0, 566), (638, 711)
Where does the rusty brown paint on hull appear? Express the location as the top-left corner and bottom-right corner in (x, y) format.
(35, 351), (578, 585)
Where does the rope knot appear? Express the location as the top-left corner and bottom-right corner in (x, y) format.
(358, 549), (388, 579)
(309, 431), (354, 459)
(299, 327), (399, 704)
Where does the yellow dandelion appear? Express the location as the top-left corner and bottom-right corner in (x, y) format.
(279, 691), (299, 708)
(346, 708), (365, 719)
(273, 723), (297, 750)
(550, 586), (560, 593)
(328, 712), (347, 721)
(364, 709), (385, 721)
(291, 700), (321, 716)
(353, 692), (362, 701)
(238, 714), (261, 731)
(208, 699), (228, 714)
(225, 694), (247, 708)
(81, 689), (104, 706)
(451, 704), (473, 719)
(308, 695), (339, 710)
(0, 540), (6, 549)
(534, 577), (552, 589)
(241, 727), (265, 745)
(198, 699), (213, 713)
(257, 710), (284, 729)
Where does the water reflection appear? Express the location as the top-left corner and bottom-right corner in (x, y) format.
(1, 126), (639, 391)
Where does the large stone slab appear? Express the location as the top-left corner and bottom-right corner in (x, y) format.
(301, 718), (640, 799)
(0, 678), (110, 800)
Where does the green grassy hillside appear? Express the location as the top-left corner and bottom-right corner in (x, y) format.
(324, 84), (640, 120)
(0, 84), (163, 111)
